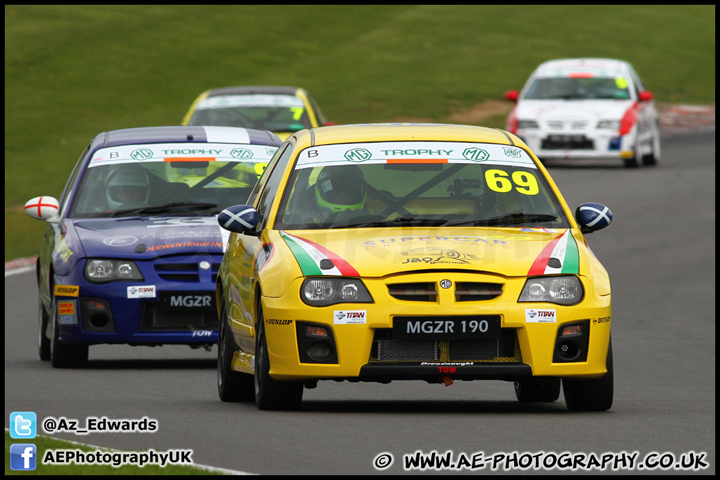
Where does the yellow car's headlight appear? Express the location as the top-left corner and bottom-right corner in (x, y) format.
(301, 278), (373, 306)
(518, 276), (583, 305)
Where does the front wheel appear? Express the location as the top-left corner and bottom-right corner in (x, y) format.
(562, 338), (614, 411)
(38, 291), (51, 361)
(642, 131), (660, 166)
(217, 299), (254, 402)
(254, 302), (303, 411)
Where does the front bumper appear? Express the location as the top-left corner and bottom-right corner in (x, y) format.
(53, 257), (221, 346)
(256, 272), (611, 382)
(516, 129), (636, 160)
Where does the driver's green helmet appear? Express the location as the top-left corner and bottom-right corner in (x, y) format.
(315, 165), (367, 213)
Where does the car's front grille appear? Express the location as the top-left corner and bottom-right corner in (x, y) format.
(542, 136), (594, 150)
(140, 304), (218, 331)
(455, 282), (503, 302)
(369, 328), (520, 363)
(547, 120), (589, 130)
(387, 281), (503, 302)
(387, 282), (437, 302)
(153, 262), (221, 283)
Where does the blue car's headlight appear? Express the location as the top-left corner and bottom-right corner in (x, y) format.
(84, 259), (144, 283)
(301, 278), (373, 306)
(518, 276), (583, 305)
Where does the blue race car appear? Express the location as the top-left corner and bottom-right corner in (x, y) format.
(25, 126), (282, 367)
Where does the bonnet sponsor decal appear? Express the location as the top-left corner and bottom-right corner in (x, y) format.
(527, 229), (579, 275)
(280, 231), (359, 276)
(400, 247), (479, 265)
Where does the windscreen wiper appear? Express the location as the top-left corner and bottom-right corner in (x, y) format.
(333, 217), (449, 229)
(443, 213), (558, 227)
(112, 202), (218, 217)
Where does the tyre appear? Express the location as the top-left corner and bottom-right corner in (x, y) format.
(254, 302), (303, 411)
(514, 377), (561, 402)
(217, 299), (254, 402)
(50, 302), (88, 368)
(642, 132), (660, 166)
(623, 136), (641, 168)
(38, 291), (51, 361)
(562, 338), (614, 411)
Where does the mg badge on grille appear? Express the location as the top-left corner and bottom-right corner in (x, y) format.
(440, 279), (452, 289)
(199, 261), (211, 270)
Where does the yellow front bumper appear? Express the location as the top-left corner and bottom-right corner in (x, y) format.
(250, 272), (611, 382)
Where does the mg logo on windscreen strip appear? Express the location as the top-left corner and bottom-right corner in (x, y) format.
(462, 147), (490, 162)
(344, 148), (372, 163)
(130, 148), (154, 160)
(230, 148), (253, 159)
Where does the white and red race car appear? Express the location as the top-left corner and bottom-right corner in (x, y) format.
(504, 58), (661, 168)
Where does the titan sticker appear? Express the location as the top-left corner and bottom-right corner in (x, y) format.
(127, 286), (156, 299)
(525, 309), (557, 323)
(334, 310), (367, 325)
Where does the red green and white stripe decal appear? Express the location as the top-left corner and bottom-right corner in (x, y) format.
(527, 229), (579, 275)
(280, 231), (359, 276)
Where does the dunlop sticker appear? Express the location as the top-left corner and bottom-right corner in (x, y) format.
(54, 285), (79, 297)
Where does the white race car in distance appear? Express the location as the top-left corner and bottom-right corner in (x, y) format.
(504, 58), (661, 168)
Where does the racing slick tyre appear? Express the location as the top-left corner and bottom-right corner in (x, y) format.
(562, 338), (614, 411)
(217, 299), (254, 402)
(642, 131), (660, 166)
(514, 377), (561, 402)
(50, 303), (89, 368)
(623, 138), (641, 168)
(254, 302), (303, 411)
(38, 291), (51, 361)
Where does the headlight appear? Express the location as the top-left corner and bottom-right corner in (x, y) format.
(301, 278), (373, 306)
(597, 120), (620, 129)
(518, 276), (583, 305)
(84, 259), (144, 283)
(517, 120), (539, 129)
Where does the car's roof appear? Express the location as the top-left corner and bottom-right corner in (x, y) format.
(204, 86), (302, 97)
(292, 123), (520, 147)
(534, 58), (631, 75)
(90, 126), (283, 150)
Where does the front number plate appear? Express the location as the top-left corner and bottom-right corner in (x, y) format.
(159, 291), (216, 310)
(393, 316), (501, 340)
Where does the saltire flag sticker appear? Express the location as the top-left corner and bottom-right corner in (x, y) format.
(527, 229), (579, 275)
(280, 231), (359, 276)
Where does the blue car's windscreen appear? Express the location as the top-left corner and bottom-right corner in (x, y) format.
(70, 142), (277, 218)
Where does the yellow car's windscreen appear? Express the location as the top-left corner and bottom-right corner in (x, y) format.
(275, 141), (569, 230)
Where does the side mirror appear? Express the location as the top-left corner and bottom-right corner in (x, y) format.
(638, 91), (654, 102)
(218, 205), (258, 233)
(575, 203), (612, 234)
(25, 196), (60, 223)
(504, 90), (520, 102)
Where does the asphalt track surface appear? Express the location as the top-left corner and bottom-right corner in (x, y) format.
(5, 130), (715, 475)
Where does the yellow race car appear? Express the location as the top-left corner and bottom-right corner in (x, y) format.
(182, 86), (335, 141)
(216, 124), (614, 411)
